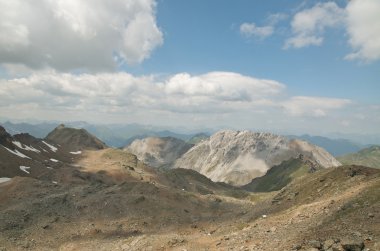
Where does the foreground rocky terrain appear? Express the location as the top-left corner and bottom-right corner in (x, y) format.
(1, 126), (379, 251)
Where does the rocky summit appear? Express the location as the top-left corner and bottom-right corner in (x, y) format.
(46, 124), (107, 151)
(174, 130), (341, 186)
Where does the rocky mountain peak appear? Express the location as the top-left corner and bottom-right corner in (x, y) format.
(174, 130), (340, 186)
(45, 125), (107, 150)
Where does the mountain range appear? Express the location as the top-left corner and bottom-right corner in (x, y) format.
(0, 124), (379, 250)
(2, 120), (373, 157)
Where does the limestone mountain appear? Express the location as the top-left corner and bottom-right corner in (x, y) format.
(125, 136), (193, 168)
(338, 145), (380, 169)
(45, 124), (107, 151)
(174, 130), (341, 186)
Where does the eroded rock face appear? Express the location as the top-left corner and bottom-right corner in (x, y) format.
(125, 137), (193, 168)
(174, 130), (341, 186)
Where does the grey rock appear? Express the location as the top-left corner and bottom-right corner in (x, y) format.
(308, 240), (322, 249)
(174, 130), (340, 186)
(340, 238), (364, 251)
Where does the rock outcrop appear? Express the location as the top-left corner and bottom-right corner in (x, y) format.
(174, 130), (341, 186)
(125, 137), (193, 168)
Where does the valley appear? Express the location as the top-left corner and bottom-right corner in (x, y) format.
(0, 125), (379, 250)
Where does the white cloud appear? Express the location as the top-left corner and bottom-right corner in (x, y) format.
(240, 23), (274, 39)
(267, 13), (289, 25)
(0, 71), (285, 115)
(285, 2), (345, 49)
(0, 70), (355, 123)
(345, 0), (380, 62)
(0, 71), (365, 133)
(0, 0), (163, 71)
(281, 96), (351, 117)
(165, 72), (284, 101)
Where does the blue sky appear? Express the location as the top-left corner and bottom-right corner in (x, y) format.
(0, 0), (379, 135)
(132, 0), (379, 103)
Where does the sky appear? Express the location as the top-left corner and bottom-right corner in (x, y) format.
(0, 0), (379, 136)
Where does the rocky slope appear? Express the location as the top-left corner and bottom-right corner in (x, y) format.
(338, 145), (380, 169)
(0, 125), (107, 180)
(46, 124), (107, 151)
(1, 160), (378, 251)
(174, 130), (341, 186)
(125, 137), (193, 168)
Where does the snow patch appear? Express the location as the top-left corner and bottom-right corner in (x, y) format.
(50, 158), (59, 162)
(52, 181), (58, 184)
(70, 151), (82, 155)
(46, 166), (53, 169)
(12, 141), (41, 153)
(20, 166), (31, 174)
(3, 146), (31, 159)
(42, 141), (58, 152)
(0, 177), (11, 183)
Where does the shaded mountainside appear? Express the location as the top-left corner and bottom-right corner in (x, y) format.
(125, 136), (193, 168)
(338, 145), (380, 169)
(46, 124), (107, 151)
(174, 130), (340, 186)
(242, 158), (316, 192)
(289, 134), (363, 156)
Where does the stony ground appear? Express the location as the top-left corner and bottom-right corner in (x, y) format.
(0, 150), (379, 251)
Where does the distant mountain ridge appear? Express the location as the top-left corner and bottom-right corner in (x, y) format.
(337, 145), (380, 169)
(174, 130), (341, 186)
(288, 134), (363, 156)
(2, 121), (208, 147)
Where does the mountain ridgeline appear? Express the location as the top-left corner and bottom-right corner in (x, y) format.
(46, 124), (107, 150)
(173, 130), (340, 186)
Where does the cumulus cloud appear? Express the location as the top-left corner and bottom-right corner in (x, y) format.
(345, 0), (380, 62)
(284, 0), (380, 62)
(284, 2), (345, 49)
(165, 72), (284, 101)
(0, 70), (354, 122)
(240, 23), (274, 39)
(0, 0), (163, 71)
(0, 71), (286, 115)
(281, 96), (351, 117)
